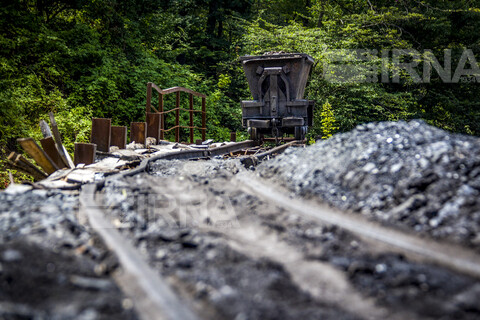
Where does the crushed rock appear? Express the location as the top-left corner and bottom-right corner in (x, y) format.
(257, 120), (480, 249)
(0, 189), (135, 319)
(149, 158), (245, 181)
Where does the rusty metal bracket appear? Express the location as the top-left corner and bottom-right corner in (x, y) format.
(130, 122), (146, 145)
(91, 118), (111, 152)
(74, 143), (96, 166)
(146, 83), (207, 143)
(111, 126), (127, 149)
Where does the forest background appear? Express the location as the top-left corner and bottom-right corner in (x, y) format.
(1, 0), (480, 186)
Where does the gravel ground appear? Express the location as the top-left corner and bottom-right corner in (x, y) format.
(0, 187), (136, 319)
(257, 120), (480, 250)
(101, 159), (480, 319)
(103, 170), (359, 320)
(2, 119), (480, 319)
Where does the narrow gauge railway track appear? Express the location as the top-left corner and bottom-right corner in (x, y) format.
(235, 173), (480, 280)
(78, 140), (301, 320)
(79, 139), (480, 319)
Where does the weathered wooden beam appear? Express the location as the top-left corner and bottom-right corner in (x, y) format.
(15, 154), (47, 177)
(8, 152), (47, 178)
(7, 152), (48, 181)
(40, 136), (67, 169)
(5, 160), (46, 182)
(49, 112), (75, 169)
(17, 138), (59, 175)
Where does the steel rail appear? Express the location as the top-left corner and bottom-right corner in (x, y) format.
(91, 140), (260, 189)
(235, 172), (480, 280)
(79, 184), (199, 320)
(208, 140), (261, 157)
(254, 140), (301, 160)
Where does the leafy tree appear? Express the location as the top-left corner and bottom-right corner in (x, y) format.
(319, 100), (337, 139)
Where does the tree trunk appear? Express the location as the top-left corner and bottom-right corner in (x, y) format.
(217, 19), (223, 38)
(206, 1), (219, 37)
(303, 0), (311, 27)
(317, 0), (325, 28)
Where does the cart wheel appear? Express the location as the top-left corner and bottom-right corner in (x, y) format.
(294, 126), (305, 141)
(249, 127), (259, 140)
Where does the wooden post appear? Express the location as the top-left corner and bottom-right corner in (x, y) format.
(175, 91), (180, 143)
(189, 93), (194, 144)
(130, 122), (146, 145)
(159, 93), (164, 140)
(146, 113), (161, 141)
(201, 97), (206, 142)
(146, 82), (152, 113)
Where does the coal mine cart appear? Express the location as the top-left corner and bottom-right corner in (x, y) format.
(240, 53), (315, 141)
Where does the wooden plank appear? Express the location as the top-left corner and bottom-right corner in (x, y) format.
(61, 145), (75, 168)
(5, 160), (35, 181)
(17, 138), (59, 175)
(7, 152), (16, 162)
(40, 136), (67, 169)
(15, 154), (48, 177)
(6, 154), (48, 181)
(49, 112), (75, 168)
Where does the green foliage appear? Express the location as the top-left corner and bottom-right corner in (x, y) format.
(1, 0), (480, 187)
(319, 100), (337, 139)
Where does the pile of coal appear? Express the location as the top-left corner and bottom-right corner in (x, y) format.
(0, 187), (82, 246)
(258, 120), (480, 249)
(0, 188), (135, 319)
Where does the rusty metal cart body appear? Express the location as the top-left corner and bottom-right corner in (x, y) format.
(240, 53), (315, 140)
